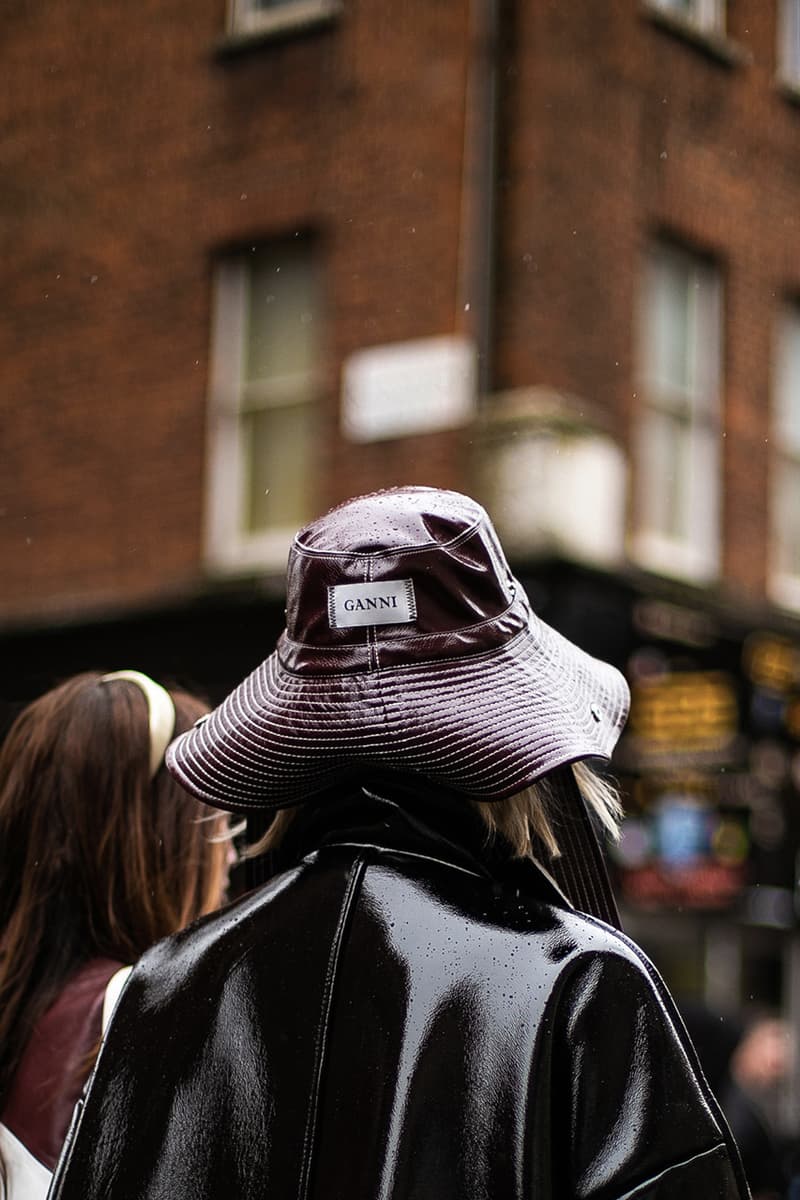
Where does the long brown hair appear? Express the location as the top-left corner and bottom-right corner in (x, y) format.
(0, 671), (229, 1120)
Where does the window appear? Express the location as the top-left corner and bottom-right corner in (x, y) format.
(770, 308), (800, 608)
(227, 0), (340, 40)
(647, 0), (725, 34)
(778, 0), (800, 85)
(634, 242), (722, 581)
(205, 238), (322, 571)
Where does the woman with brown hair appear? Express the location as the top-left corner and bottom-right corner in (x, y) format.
(0, 670), (232, 1197)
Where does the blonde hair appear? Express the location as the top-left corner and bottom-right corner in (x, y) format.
(472, 760), (623, 859)
(247, 760), (622, 861)
(247, 806), (297, 858)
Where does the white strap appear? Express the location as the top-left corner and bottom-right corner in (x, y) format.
(101, 965), (133, 1034)
(0, 1123), (52, 1199)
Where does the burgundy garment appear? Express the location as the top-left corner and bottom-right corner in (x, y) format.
(2, 957), (123, 1170)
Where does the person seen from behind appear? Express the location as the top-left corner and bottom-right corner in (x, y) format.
(0, 671), (233, 1199)
(49, 488), (750, 1198)
(681, 1003), (789, 1199)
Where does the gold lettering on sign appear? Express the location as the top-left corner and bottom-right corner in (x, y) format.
(630, 672), (738, 752)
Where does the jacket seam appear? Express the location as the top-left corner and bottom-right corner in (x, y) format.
(574, 915), (750, 1198)
(297, 853), (367, 1200)
(613, 1141), (730, 1199)
(307, 842), (489, 881)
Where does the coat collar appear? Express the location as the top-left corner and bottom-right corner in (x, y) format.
(273, 774), (572, 910)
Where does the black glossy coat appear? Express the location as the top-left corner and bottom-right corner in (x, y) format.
(50, 786), (750, 1199)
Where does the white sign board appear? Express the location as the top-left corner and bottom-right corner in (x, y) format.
(341, 335), (477, 442)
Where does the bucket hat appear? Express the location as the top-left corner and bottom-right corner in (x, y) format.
(166, 486), (629, 814)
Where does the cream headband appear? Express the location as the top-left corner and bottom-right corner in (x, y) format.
(100, 670), (176, 778)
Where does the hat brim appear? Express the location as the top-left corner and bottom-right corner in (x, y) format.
(166, 610), (630, 813)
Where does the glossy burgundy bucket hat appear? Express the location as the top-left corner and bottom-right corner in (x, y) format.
(167, 487), (629, 814)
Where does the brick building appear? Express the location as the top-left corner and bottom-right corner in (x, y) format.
(3, 0), (800, 1116)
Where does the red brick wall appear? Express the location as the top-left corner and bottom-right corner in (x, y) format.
(3, 0), (800, 623)
(0, 0), (471, 620)
(496, 0), (800, 603)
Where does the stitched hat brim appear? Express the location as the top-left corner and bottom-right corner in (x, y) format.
(166, 608), (630, 813)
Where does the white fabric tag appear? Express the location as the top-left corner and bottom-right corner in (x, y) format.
(329, 579), (417, 629)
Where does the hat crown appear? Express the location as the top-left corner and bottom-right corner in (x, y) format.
(297, 487), (489, 556)
(284, 487), (522, 661)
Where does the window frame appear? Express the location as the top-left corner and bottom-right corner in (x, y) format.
(632, 241), (723, 583)
(769, 306), (800, 610)
(778, 0), (800, 87)
(226, 0), (341, 42)
(646, 0), (726, 35)
(204, 244), (322, 574)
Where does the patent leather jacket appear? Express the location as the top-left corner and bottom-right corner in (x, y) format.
(50, 783), (750, 1199)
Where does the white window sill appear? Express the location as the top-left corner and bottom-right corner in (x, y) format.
(630, 530), (719, 585)
(205, 527), (296, 577)
(776, 75), (800, 107)
(641, 4), (751, 67)
(768, 571), (800, 615)
(218, 0), (341, 53)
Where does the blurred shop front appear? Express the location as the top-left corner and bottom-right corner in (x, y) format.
(615, 619), (800, 1002)
(523, 558), (800, 1132)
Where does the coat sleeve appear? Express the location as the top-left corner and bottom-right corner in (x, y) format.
(547, 941), (751, 1199)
